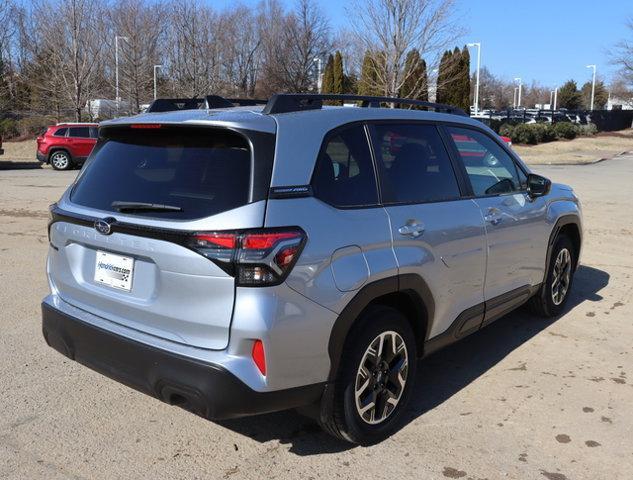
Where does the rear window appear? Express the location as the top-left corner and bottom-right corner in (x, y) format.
(69, 127), (91, 138)
(71, 127), (256, 220)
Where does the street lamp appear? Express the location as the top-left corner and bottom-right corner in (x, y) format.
(153, 64), (163, 100)
(514, 77), (522, 108)
(313, 57), (322, 93)
(586, 64), (596, 110)
(513, 87), (518, 109)
(553, 87), (558, 110)
(467, 42), (481, 115)
(115, 35), (129, 104)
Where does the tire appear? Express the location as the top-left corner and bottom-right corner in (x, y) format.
(321, 305), (417, 445)
(527, 235), (576, 317)
(50, 151), (73, 171)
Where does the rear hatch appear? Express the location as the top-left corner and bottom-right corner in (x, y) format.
(48, 124), (275, 350)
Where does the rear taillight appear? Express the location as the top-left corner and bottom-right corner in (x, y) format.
(188, 228), (306, 287)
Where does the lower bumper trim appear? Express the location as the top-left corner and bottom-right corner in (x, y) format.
(41, 302), (325, 420)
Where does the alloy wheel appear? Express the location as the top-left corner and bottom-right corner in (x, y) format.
(551, 248), (572, 305)
(51, 152), (69, 170)
(354, 331), (409, 425)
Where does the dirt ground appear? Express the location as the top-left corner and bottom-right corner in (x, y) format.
(514, 129), (633, 165)
(1, 139), (36, 161)
(0, 151), (632, 478)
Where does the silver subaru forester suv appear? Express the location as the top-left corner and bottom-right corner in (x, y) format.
(42, 94), (582, 444)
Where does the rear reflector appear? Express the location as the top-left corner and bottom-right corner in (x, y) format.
(252, 340), (266, 375)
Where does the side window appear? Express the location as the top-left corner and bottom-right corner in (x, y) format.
(53, 128), (68, 137)
(372, 123), (461, 204)
(312, 125), (378, 207)
(448, 127), (526, 196)
(68, 127), (91, 138)
(89, 127), (99, 139)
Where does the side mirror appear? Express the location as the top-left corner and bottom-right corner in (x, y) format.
(527, 173), (551, 198)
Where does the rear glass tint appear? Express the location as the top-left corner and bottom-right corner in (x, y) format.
(71, 127), (253, 220)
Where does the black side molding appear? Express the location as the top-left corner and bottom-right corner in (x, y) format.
(423, 284), (540, 358)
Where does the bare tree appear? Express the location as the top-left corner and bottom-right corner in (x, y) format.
(611, 17), (633, 86)
(221, 6), (261, 97)
(108, 0), (165, 111)
(164, 0), (222, 98)
(347, 0), (461, 98)
(258, 0), (330, 95)
(33, 0), (108, 121)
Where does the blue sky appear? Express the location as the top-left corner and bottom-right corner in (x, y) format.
(215, 0), (631, 88)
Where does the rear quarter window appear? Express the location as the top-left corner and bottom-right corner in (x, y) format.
(71, 127), (265, 220)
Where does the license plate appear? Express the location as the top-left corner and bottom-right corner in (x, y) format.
(94, 250), (134, 291)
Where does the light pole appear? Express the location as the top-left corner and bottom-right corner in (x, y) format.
(467, 42), (481, 115)
(153, 64), (163, 100)
(513, 87), (518, 109)
(586, 64), (596, 110)
(313, 57), (322, 93)
(514, 77), (522, 108)
(549, 90), (554, 109)
(553, 87), (558, 110)
(115, 35), (129, 104)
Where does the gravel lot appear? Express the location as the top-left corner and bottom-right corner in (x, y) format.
(1, 155), (632, 479)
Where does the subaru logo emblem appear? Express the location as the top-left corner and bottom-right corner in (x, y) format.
(94, 218), (114, 235)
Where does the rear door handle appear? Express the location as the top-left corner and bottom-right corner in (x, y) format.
(398, 221), (425, 238)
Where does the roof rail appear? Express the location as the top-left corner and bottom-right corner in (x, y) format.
(262, 94), (468, 116)
(148, 96), (268, 113)
(147, 98), (205, 113)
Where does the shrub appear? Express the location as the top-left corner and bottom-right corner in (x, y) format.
(531, 123), (556, 143)
(510, 123), (538, 144)
(578, 123), (598, 136)
(0, 118), (19, 139)
(498, 123), (515, 138)
(553, 122), (578, 140)
(17, 116), (52, 138)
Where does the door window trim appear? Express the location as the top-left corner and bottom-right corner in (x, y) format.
(365, 120), (468, 207)
(441, 124), (530, 199)
(309, 121), (382, 210)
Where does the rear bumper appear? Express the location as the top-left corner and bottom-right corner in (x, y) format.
(36, 151), (48, 163)
(41, 302), (325, 420)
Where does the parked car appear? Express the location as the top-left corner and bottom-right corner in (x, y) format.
(36, 123), (98, 170)
(42, 94), (582, 445)
(0, 134), (4, 155)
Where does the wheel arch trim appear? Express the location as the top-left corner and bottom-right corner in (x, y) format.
(326, 273), (434, 383)
(544, 214), (582, 282)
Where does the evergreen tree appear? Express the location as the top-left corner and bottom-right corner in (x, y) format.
(459, 45), (471, 113)
(557, 80), (582, 110)
(358, 51), (380, 96)
(436, 50), (451, 104)
(419, 59), (428, 101)
(333, 51), (344, 94)
(446, 46), (462, 107)
(581, 80), (608, 110)
(399, 50), (428, 105)
(321, 54), (334, 94)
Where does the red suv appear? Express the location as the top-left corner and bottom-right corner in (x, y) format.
(36, 123), (98, 170)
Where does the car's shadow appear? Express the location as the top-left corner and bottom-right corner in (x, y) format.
(218, 265), (609, 456)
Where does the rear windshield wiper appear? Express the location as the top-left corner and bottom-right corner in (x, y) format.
(111, 201), (183, 212)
